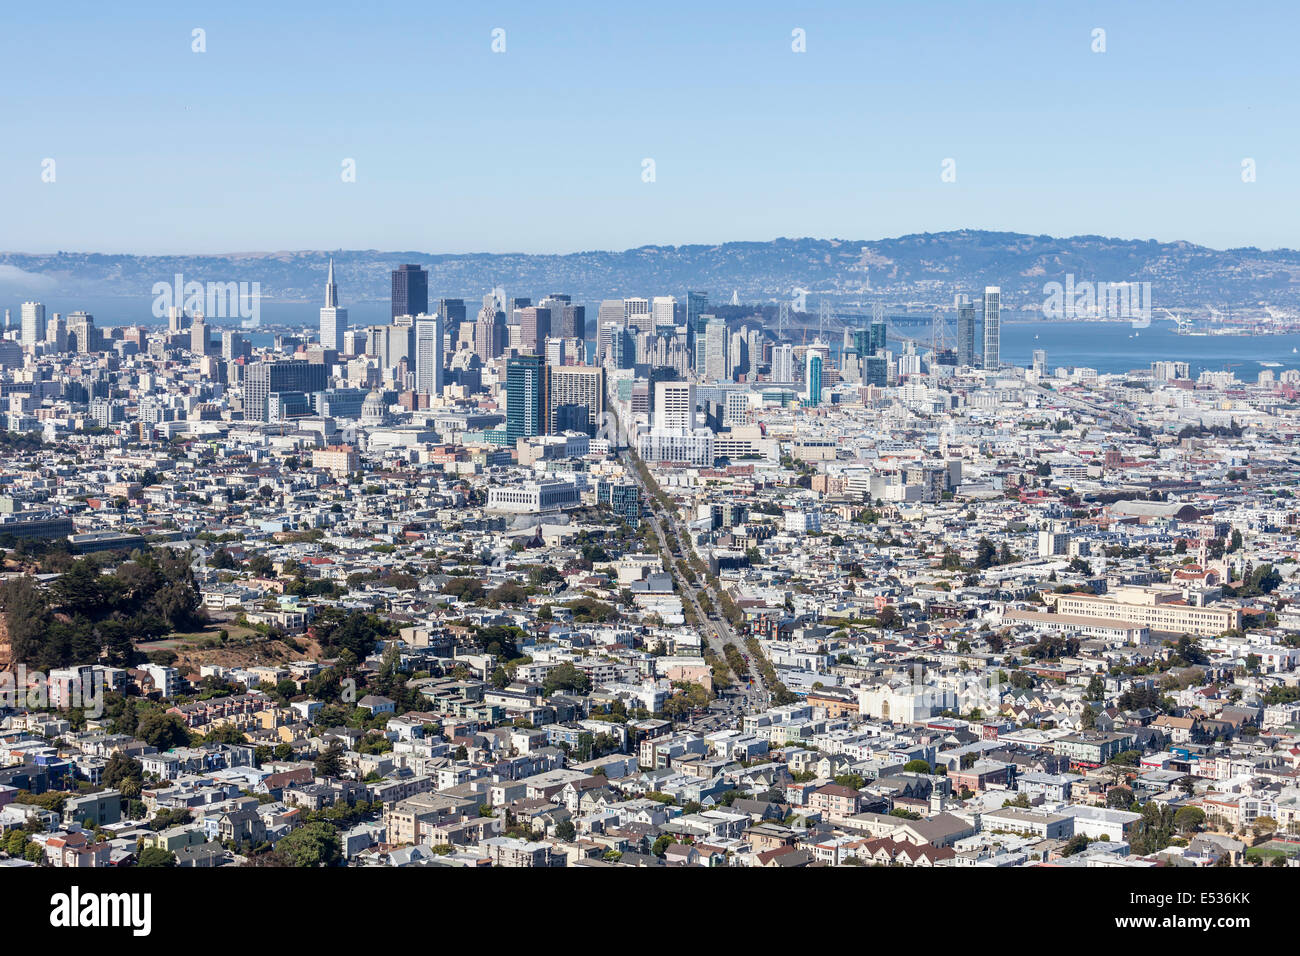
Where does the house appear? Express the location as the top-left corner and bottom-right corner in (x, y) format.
(481, 836), (563, 867)
(175, 841), (227, 868)
(894, 812), (978, 848)
(808, 783), (862, 820)
(1152, 715), (1196, 744)
(218, 808), (267, 846)
(63, 792), (122, 829)
(357, 695), (396, 716)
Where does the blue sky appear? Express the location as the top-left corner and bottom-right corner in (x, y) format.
(1, 0), (1295, 254)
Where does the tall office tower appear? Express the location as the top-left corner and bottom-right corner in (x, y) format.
(67, 311), (96, 353)
(505, 354), (544, 445)
(168, 305), (186, 334)
(45, 313), (67, 351)
(772, 342), (795, 382)
(20, 302), (44, 348)
(597, 298), (623, 331)
(982, 286), (1000, 370)
(560, 303), (585, 340)
(391, 264), (428, 319)
(319, 258), (348, 352)
(222, 330), (250, 361)
(385, 323), (415, 374)
(686, 291), (708, 366)
(596, 300), (624, 361)
(654, 380), (696, 430)
(517, 306), (552, 354)
(544, 337), (565, 367)
(748, 327), (763, 371)
(651, 296), (677, 330)
(244, 359), (328, 422)
(955, 294), (978, 367)
(595, 323), (616, 366)
(190, 314), (209, 355)
(606, 325), (634, 370)
(541, 294), (582, 340)
(863, 355), (888, 387)
(474, 294), (505, 362)
(546, 364), (605, 435)
(624, 297), (651, 334)
(805, 342), (827, 405)
(3, 309), (9, 333)
(729, 330), (747, 378)
(1032, 349), (1047, 377)
(870, 321), (887, 354)
(414, 314), (444, 398)
(436, 298), (466, 331)
(343, 328), (368, 356)
(703, 317), (729, 381)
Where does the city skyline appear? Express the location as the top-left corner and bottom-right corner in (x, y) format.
(1, 0), (1295, 905)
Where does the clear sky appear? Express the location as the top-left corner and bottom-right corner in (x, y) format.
(2, 0), (1295, 255)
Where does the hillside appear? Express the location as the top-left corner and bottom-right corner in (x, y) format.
(4, 231), (1300, 310)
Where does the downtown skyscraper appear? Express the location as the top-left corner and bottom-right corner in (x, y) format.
(319, 258), (347, 352)
(474, 294), (505, 362)
(505, 354), (544, 445)
(20, 301), (44, 349)
(391, 264), (428, 320)
(414, 314), (444, 398)
(982, 286), (1000, 370)
(687, 290), (709, 371)
(955, 294), (978, 367)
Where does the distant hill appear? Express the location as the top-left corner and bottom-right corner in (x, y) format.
(4, 231), (1300, 311)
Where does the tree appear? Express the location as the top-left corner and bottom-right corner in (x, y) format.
(1173, 806), (1206, 834)
(275, 822), (341, 867)
(104, 752), (144, 798)
(1251, 815), (1278, 839)
(1060, 834), (1090, 857)
(314, 743), (344, 778)
(902, 759), (932, 774)
(1106, 786), (1134, 809)
(135, 711), (191, 751)
(137, 846), (176, 867)
(555, 820), (576, 841)
(1084, 674), (1105, 701)
(542, 662), (591, 697)
(876, 605), (901, 630)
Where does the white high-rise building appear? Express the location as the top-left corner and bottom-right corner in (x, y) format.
(772, 343), (795, 382)
(414, 314), (444, 398)
(20, 302), (44, 348)
(982, 286), (1000, 371)
(45, 313), (67, 352)
(651, 296), (676, 330)
(624, 297), (651, 334)
(655, 381), (696, 430)
(703, 318), (729, 382)
(319, 258), (348, 352)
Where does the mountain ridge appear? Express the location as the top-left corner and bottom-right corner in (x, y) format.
(4, 231), (1299, 311)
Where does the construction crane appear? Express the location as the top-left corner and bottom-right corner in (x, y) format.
(1160, 308), (1192, 334)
